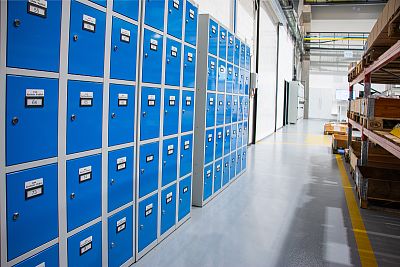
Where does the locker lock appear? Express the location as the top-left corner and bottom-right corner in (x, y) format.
(180, 154), (184, 158)
(141, 169), (145, 174)
(70, 193), (76, 199)
(163, 161), (167, 165)
(13, 19), (21, 27)
(12, 212), (19, 221)
(179, 198), (182, 203)
(184, 64), (187, 68)
(73, 35), (79, 42)
(186, 19), (189, 23)
(164, 110), (168, 114)
(142, 112), (147, 117)
(12, 117), (19, 125)
(144, 53), (148, 58)
(110, 179), (115, 185)
(111, 113), (116, 119)
(169, 9), (172, 13)
(167, 59), (170, 64)
(162, 210), (166, 215)
(139, 225), (144, 229)
(113, 46), (118, 51)
(71, 114), (76, 121)
(110, 242), (116, 249)
(182, 109), (185, 113)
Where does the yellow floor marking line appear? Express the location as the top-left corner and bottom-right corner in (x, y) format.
(336, 155), (378, 267)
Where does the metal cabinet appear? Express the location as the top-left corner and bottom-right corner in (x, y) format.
(239, 70), (245, 95)
(167, 0), (183, 39)
(138, 194), (158, 252)
(178, 176), (191, 221)
(67, 154), (102, 231)
(206, 93), (216, 127)
(67, 222), (102, 267)
(142, 29), (163, 84)
(237, 123), (243, 148)
(179, 134), (193, 177)
(69, 0), (106, 77)
(208, 18), (218, 56)
(162, 137), (178, 186)
(138, 142), (159, 198)
(140, 86), (161, 141)
(236, 147), (242, 174)
(113, 0), (139, 21)
(217, 60), (226, 92)
(246, 45), (251, 70)
(243, 96), (249, 121)
(219, 26), (227, 60)
(225, 94), (232, 124)
(13, 244), (59, 267)
(216, 94), (225, 126)
(181, 90), (195, 133)
(184, 0), (198, 46)
(242, 148), (247, 170)
(90, 0), (107, 7)
(243, 121), (248, 145)
(160, 183), (177, 235)
(207, 56), (217, 91)
(6, 75), (58, 166)
(222, 156), (230, 187)
(238, 95), (244, 122)
(7, 0), (61, 72)
(108, 206), (134, 267)
(203, 164), (213, 201)
(163, 89), (180, 136)
(213, 160), (222, 193)
(229, 151), (236, 180)
(223, 125), (231, 155)
(108, 84), (135, 147)
(240, 42), (246, 68)
(227, 32), (234, 63)
(204, 129), (214, 164)
(226, 63), (233, 93)
(183, 45), (196, 88)
(244, 71), (250, 95)
(6, 164), (58, 260)
(67, 80), (103, 154)
(144, 0), (165, 31)
(215, 127), (223, 160)
(165, 38), (182, 86)
(108, 147), (134, 212)
(234, 37), (240, 66)
(110, 17), (138, 81)
(233, 66), (239, 94)
(231, 123), (237, 151)
(232, 95), (238, 122)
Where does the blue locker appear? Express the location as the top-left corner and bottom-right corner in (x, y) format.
(181, 90), (195, 132)
(6, 164), (58, 260)
(224, 125), (231, 155)
(139, 142), (159, 198)
(243, 121), (248, 145)
(208, 19), (218, 56)
(206, 93), (216, 127)
(7, 0), (61, 72)
(240, 42), (246, 68)
(165, 38), (182, 86)
(213, 160), (222, 193)
(217, 60), (226, 92)
(230, 152), (236, 180)
(162, 137), (178, 186)
(108, 206), (133, 267)
(234, 37), (240, 66)
(163, 89), (180, 136)
(184, 0), (198, 46)
(244, 96), (249, 120)
(6, 75), (58, 166)
(207, 56), (217, 91)
(69, 0), (106, 77)
(108, 147), (134, 212)
(226, 64), (233, 93)
(67, 154), (102, 231)
(108, 84), (135, 146)
(110, 17), (138, 81)
(225, 94), (232, 124)
(67, 222), (102, 267)
(233, 66), (240, 94)
(144, 0), (165, 31)
(161, 183), (177, 235)
(183, 45), (196, 88)
(67, 80), (103, 154)
(245, 71), (250, 95)
(142, 29), (163, 84)
(203, 164), (213, 201)
(219, 26), (227, 60)
(204, 129), (214, 164)
(232, 95), (238, 122)
(215, 127), (223, 160)
(138, 194), (158, 252)
(238, 95), (244, 122)
(90, 0), (107, 7)
(113, 0), (139, 21)
(13, 244), (59, 267)
(227, 32), (234, 63)
(239, 70), (245, 94)
(167, 0), (183, 39)
(246, 45), (251, 70)
(178, 175), (191, 221)
(222, 156), (230, 186)
(231, 124), (237, 151)
(236, 147), (242, 174)
(237, 124), (243, 149)
(216, 94), (225, 126)
(180, 134), (193, 177)
(242, 149), (247, 170)
(140, 87), (161, 141)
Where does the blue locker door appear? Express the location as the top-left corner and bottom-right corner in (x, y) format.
(142, 29), (163, 84)
(162, 137), (178, 186)
(208, 19), (218, 56)
(161, 184), (177, 234)
(179, 134), (193, 177)
(6, 75), (58, 166)
(69, 1), (106, 77)
(222, 156), (230, 186)
(224, 125), (231, 155)
(184, 1), (198, 46)
(138, 194), (158, 252)
(203, 164), (213, 201)
(216, 94), (225, 126)
(67, 80), (103, 154)
(226, 64), (233, 93)
(231, 124), (237, 151)
(243, 121), (248, 145)
(7, 0), (61, 72)
(245, 71), (250, 95)
(163, 89), (179, 136)
(237, 123), (243, 148)
(246, 45), (251, 70)
(230, 152), (236, 180)
(139, 142), (159, 198)
(67, 222), (102, 267)
(165, 38), (182, 86)
(240, 42), (246, 68)
(219, 26), (227, 60)
(213, 160), (222, 193)
(242, 149), (247, 170)
(225, 94), (232, 124)
(207, 56), (217, 91)
(178, 176), (191, 220)
(217, 60), (226, 92)
(90, 0), (107, 7)
(14, 244), (59, 267)
(244, 96), (249, 120)
(236, 148), (242, 174)
(110, 17), (138, 81)
(167, 0), (183, 39)
(204, 129), (214, 164)
(233, 66), (240, 94)
(108, 84), (135, 146)
(67, 154), (102, 231)
(144, 0), (165, 31)
(183, 45), (196, 88)
(232, 95), (238, 122)
(227, 32), (234, 63)
(113, 0), (139, 21)
(140, 87), (161, 141)
(234, 38), (240, 66)
(6, 164), (58, 260)
(108, 147), (134, 212)
(238, 95), (244, 122)
(108, 206), (133, 267)
(181, 90), (195, 133)
(239, 70), (245, 94)
(206, 93), (216, 127)
(215, 127), (223, 160)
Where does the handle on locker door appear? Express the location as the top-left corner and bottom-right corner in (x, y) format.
(71, 114), (76, 121)
(169, 9), (172, 13)
(163, 161), (167, 166)
(181, 154), (184, 158)
(182, 109), (185, 113)
(184, 64), (187, 68)
(11, 117), (19, 125)
(113, 46), (118, 51)
(167, 59), (170, 64)
(110, 179), (115, 185)
(70, 193), (76, 199)
(162, 210), (166, 215)
(13, 19), (21, 27)
(110, 242), (116, 249)
(111, 113), (116, 119)
(140, 224), (144, 229)
(142, 112), (147, 117)
(145, 53), (148, 58)
(12, 212), (19, 221)
(165, 110), (168, 114)
(73, 35), (78, 42)
(179, 198), (182, 203)
(141, 169), (145, 174)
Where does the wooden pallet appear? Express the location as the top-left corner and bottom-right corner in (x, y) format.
(360, 116), (400, 130)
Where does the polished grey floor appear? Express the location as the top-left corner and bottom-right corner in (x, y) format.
(133, 120), (400, 267)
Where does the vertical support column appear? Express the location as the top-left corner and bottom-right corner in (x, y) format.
(360, 73), (371, 166)
(347, 84), (353, 149)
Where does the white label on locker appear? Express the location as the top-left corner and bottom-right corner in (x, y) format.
(183, 186), (188, 193)
(118, 93), (128, 106)
(117, 157), (127, 171)
(208, 134), (212, 142)
(210, 61), (215, 69)
(28, 0), (47, 17)
(187, 52), (193, 62)
(26, 98), (43, 107)
(173, 0), (180, 9)
(226, 129), (230, 136)
(211, 25), (216, 34)
(221, 32), (225, 39)
(186, 96), (192, 106)
(189, 9), (195, 19)
(167, 145), (174, 155)
(25, 89), (45, 107)
(171, 46), (178, 57)
(26, 89), (44, 97)
(83, 15), (96, 32)
(120, 28), (131, 43)
(209, 97), (214, 106)
(80, 92), (93, 106)
(218, 132), (222, 139)
(150, 39), (158, 51)
(148, 94), (156, 106)
(79, 166), (92, 183)
(116, 217), (127, 233)
(184, 140), (190, 150)
(169, 95), (176, 106)
(216, 164), (221, 172)
(25, 178), (44, 199)
(145, 203), (153, 217)
(146, 155), (154, 162)
(166, 192), (173, 203)
(36, 263), (45, 267)
(206, 170), (211, 177)
(80, 236), (93, 255)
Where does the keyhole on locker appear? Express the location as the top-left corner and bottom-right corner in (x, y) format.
(13, 212), (19, 221)
(12, 117), (19, 125)
(73, 35), (78, 41)
(111, 113), (116, 119)
(14, 19), (21, 27)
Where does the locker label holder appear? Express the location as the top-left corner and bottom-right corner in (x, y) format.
(169, 95), (176, 106)
(166, 192), (173, 204)
(118, 93), (128, 107)
(187, 53), (193, 62)
(146, 154), (154, 163)
(186, 96), (192, 106)
(79, 166), (92, 183)
(147, 94), (156, 106)
(173, 0), (180, 9)
(80, 92), (93, 107)
(120, 28), (131, 43)
(145, 203), (153, 217)
(117, 157), (127, 171)
(171, 46), (178, 57)
(183, 186), (188, 193)
(25, 89), (44, 108)
(150, 39), (158, 51)
(24, 178), (44, 200)
(27, 0), (47, 18)
(116, 217), (127, 233)
(80, 236), (93, 256)
(82, 14), (96, 33)
(184, 140), (190, 150)
(167, 145), (174, 155)
(189, 9), (195, 19)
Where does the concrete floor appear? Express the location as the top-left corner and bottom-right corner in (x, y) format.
(133, 120), (400, 267)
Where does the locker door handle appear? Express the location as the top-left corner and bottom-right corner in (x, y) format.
(111, 113), (116, 119)
(11, 117), (19, 125)
(141, 169), (145, 174)
(165, 110), (168, 114)
(179, 198), (182, 202)
(113, 46), (118, 51)
(110, 242), (116, 249)
(142, 112), (147, 117)
(186, 19), (188, 23)
(140, 225), (144, 229)
(169, 9), (172, 13)
(70, 193), (76, 199)
(13, 19), (21, 27)
(163, 161), (167, 165)
(184, 64), (187, 68)
(167, 59), (170, 64)
(145, 53), (148, 58)
(73, 35), (78, 41)
(182, 109), (185, 113)
(110, 179), (115, 185)
(162, 210), (166, 215)
(180, 155), (184, 158)
(12, 212), (19, 221)
(71, 114), (76, 121)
